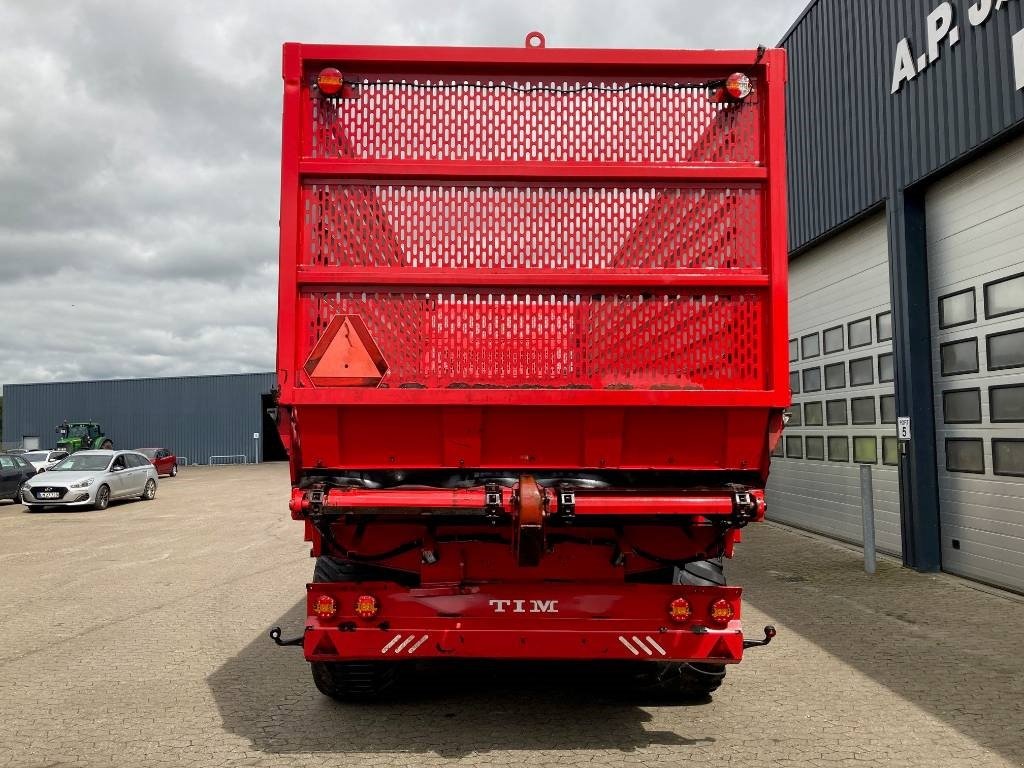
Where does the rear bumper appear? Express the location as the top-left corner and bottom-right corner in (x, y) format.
(303, 582), (745, 663)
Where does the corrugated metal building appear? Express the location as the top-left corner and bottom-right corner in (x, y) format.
(769, 0), (1024, 593)
(1, 373), (283, 465)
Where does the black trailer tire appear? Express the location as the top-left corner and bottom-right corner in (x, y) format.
(634, 661), (727, 701)
(673, 558), (726, 587)
(310, 556), (400, 701)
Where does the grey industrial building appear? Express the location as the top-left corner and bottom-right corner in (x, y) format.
(768, 0), (1024, 593)
(1, 373), (285, 466)
(3, 0), (1024, 594)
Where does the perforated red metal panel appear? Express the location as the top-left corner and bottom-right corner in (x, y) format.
(303, 184), (762, 270)
(311, 79), (760, 164)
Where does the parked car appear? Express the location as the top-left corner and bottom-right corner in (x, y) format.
(6, 448), (29, 454)
(0, 453), (38, 503)
(21, 450), (158, 511)
(21, 449), (71, 473)
(135, 448), (178, 477)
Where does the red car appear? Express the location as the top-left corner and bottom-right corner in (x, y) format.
(136, 448), (178, 477)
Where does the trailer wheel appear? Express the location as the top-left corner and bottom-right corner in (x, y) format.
(310, 556), (399, 701)
(673, 557), (726, 587)
(634, 661), (727, 701)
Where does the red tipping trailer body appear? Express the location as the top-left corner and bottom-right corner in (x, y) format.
(275, 36), (787, 697)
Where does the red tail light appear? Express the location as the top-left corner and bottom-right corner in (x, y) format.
(312, 594), (337, 618)
(354, 594), (379, 619)
(725, 72), (752, 100)
(316, 67), (344, 95)
(668, 597), (692, 623)
(709, 598), (734, 625)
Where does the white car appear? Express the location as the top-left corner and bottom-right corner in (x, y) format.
(21, 450), (159, 511)
(20, 449), (70, 473)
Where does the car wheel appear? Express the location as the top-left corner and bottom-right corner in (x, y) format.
(11, 482), (24, 503)
(142, 479), (157, 500)
(170, 464), (178, 478)
(93, 485), (111, 511)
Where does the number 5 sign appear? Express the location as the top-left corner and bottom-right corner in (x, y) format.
(897, 417), (912, 441)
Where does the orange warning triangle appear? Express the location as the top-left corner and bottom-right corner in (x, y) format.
(304, 315), (388, 387)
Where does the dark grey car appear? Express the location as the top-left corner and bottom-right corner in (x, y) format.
(0, 453), (38, 503)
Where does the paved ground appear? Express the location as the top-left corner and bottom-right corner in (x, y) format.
(0, 464), (1022, 768)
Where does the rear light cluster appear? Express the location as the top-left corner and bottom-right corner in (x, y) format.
(667, 596), (736, 626)
(311, 593), (380, 620)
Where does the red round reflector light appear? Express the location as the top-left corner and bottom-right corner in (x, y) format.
(725, 72), (752, 100)
(709, 598), (734, 625)
(317, 67), (344, 96)
(312, 594), (337, 618)
(354, 594), (380, 619)
(668, 597), (692, 623)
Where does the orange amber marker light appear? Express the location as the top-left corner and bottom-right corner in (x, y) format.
(668, 597), (692, 623)
(709, 598), (734, 625)
(312, 594), (338, 618)
(725, 72), (752, 99)
(316, 67), (344, 95)
(354, 594), (380, 619)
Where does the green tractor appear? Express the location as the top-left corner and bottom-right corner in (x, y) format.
(56, 421), (113, 453)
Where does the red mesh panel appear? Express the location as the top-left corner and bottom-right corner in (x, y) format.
(303, 184), (762, 270)
(311, 79), (760, 164)
(302, 292), (764, 389)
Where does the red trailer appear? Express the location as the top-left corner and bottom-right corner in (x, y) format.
(272, 33), (788, 700)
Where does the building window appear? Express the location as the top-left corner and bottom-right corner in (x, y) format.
(853, 436), (877, 464)
(771, 439), (785, 458)
(828, 436), (849, 462)
(880, 394), (896, 424)
(986, 328), (1024, 371)
(939, 337), (979, 376)
(789, 370), (801, 394)
(990, 384), (1024, 423)
(805, 436), (825, 460)
(945, 438), (985, 474)
(993, 439), (1024, 477)
(851, 396), (876, 424)
(802, 367), (822, 392)
(942, 388), (982, 424)
(823, 325), (844, 354)
(786, 436), (803, 459)
(789, 338), (799, 362)
(787, 406), (802, 426)
(824, 362), (846, 389)
(882, 436), (899, 466)
(848, 317), (872, 348)
(801, 332), (820, 359)
(849, 357), (874, 386)
(876, 311), (893, 342)
(826, 399), (848, 425)
(878, 353), (894, 383)
(984, 272), (1024, 319)
(938, 287), (976, 328)
(804, 401), (824, 426)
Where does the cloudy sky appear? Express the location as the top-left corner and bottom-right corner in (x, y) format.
(0, 0), (806, 387)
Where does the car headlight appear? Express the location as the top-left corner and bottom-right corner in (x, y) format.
(69, 478), (95, 489)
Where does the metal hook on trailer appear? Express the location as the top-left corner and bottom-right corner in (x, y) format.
(742, 625), (777, 649)
(269, 626), (305, 647)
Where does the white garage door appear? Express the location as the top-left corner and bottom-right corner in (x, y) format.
(767, 214), (902, 556)
(926, 134), (1024, 594)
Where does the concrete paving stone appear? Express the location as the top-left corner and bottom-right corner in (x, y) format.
(0, 464), (1022, 767)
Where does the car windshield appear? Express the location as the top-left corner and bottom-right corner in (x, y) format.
(23, 452), (48, 462)
(49, 455), (111, 472)
(137, 449), (158, 458)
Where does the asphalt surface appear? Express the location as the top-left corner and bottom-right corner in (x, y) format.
(1, 463), (1022, 767)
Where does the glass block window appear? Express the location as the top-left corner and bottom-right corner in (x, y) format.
(828, 436), (849, 462)
(851, 396), (876, 424)
(848, 317), (872, 348)
(772, 439), (785, 457)
(789, 371), (801, 394)
(880, 394), (896, 424)
(850, 357), (874, 386)
(990, 384), (1024, 423)
(805, 436), (825, 460)
(942, 388), (982, 424)
(801, 332), (820, 359)
(882, 436), (899, 466)
(823, 325), (844, 354)
(789, 338), (799, 362)
(826, 399), (848, 425)
(993, 439), (1024, 477)
(945, 438), (985, 474)
(824, 362), (846, 389)
(853, 436), (877, 464)
(786, 436), (803, 459)
(940, 338), (979, 376)
(878, 353), (894, 383)
(987, 329), (1024, 371)
(876, 311), (893, 342)
(802, 367), (822, 392)
(938, 288), (976, 328)
(787, 406), (802, 426)
(804, 401), (824, 426)
(984, 273), (1024, 319)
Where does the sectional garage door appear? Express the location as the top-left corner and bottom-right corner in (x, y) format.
(926, 134), (1024, 594)
(767, 214), (902, 556)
